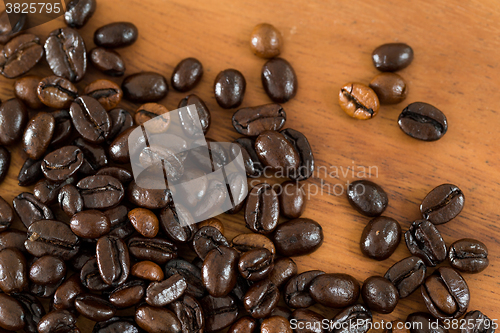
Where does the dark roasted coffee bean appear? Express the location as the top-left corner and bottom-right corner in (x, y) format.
(273, 218), (323, 257)
(214, 69), (246, 108)
(245, 183), (279, 234)
(45, 28), (86, 82)
(64, 0), (96, 28)
(70, 96), (111, 143)
(0, 248), (28, 294)
(329, 304), (372, 333)
(232, 233), (276, 256)
(255, 130), (300, 173)
(75, 294), (115, 322)
(202, 246), (239, 297)
(13, 192), (54, 228)
(232, 104), (286, 136)
(96, 235), (130, 286)
(122, 72), (168, 102)
(84, 79), (123, 111)
(309, 273), (360, 308)
(127, 178), (173, 209)
(347, 179), (388, 216)
(261, 316), (293, 333)
(0, 197), (13, 231)
(405, 219), (447, 266)
(23, 112), (55, 160)
(360, 216), (401, 260)
(399, 102), (448, 141)
(51, 110), (74, 147)
(0, 293), (26, 331)
(448, 238), (489, 273)
(250, 23), (282, 58)
(238, 248), (273, 281)
(228, 316), (257, 333)
(95, 22), (138, 48)
(168, 295), (204, 333)
(18, 158), (43, 186)
(165, 259), (204, 299)
(200, 294), (239, 332)
(109, 127), (134, 163)
(74, 137), (108, 175)
(262, 58), (297, 103)
(37, 76), (78, 109)
(406, 312), (449, 333)
(128, 208), (159, 238)
(107, 108), (134, 141)
(29, 255), (66, 285)
(171, 57), (203, 92)
(134, 102), (170, 132)
(146, 273), (187, 306)
(12, 293), (45, 333)
(80, 257), (111, 291)
(0, 34), (43, 78)
(339, 83), (380, 120)
(178, 94), (211, 136)
(243, 279), (280, 319)
(369, 72), (408, 104)
(37, 310), (78, 333)
(461, 311), (495, 333)
(384, 256), (426, 298)
(291, 309), (325, 333)
(131, 261), (164, 281)
(0, 98), (27, 146)
(0, 147), (9, 185)
(53, 274), (84, 310)
(420, 184), (464, 224)
(280, 128), (315, 180)
(107, 280), (146, 308)
(361, 276), (399, 314)
(77, 175), (124, 209)
(92, 317), (142, 333)
(160, 203), (197, 243)
(0, 10), (26, 44)
(128, 236), (177, 264)
(284, 270), (324, 308)
(26, 219), (80, 260)
(232, 137), (263, 177)
(279, 180), (306, 218)
(192, 226), (230, 260)
(70, 210), (111, 238)
(372, 43), (414, 72)
(0, 229), (27, 253)
(34, 177), (75, 205)
(269, 257), (297, 289)
(135, 305), (182, 333)
(42, 146), (84, 182)
(89, 47), (126, 76)
(421, 267), (470, 319)
(14, 75), (44, 109)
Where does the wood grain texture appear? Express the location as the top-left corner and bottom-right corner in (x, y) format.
(0, 0), (499, 329)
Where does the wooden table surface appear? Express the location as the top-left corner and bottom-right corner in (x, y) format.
(0, 0), (499, 330)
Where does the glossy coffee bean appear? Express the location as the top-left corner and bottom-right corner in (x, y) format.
(0, 293), (25, 331)
(135, 305), (182, 333)
(122, 72), (168, 102)
(96, 235), (130, 286)
(95, 22), (138, 48)
(202, 246), (239, 297)
(84, 79), (123, 111)
(0, 98), (27, 146)
(90, 47), (126, 76)
(77, 175), (124, 209)
(261, 316), (293, 333)
(273, 218), (323, 256)
(232, 137), (263, 177)
(168, 294), (204, 333)
(0, 197), (13, 231)
(245, 183), (279, 234)
(284, 270), (325, 308)
(131, 261), (164, 281)
(146, 273), (188, 307)
(128, 236), (177, 264)
(22, 112), (55, 160)
(361, 276), (399, 314)
(228, 316), (257, 333)
(165, 259), (205, 298)
(461, 311), (495, 333)
(369, 72), (408, 104)
(80, 257), (110, 292)
(70, 210), (111, 238)
(0, 229), (26, 253)
(238, 248), (274, 281)
(214, 69), (246, 108)
(448, 238), (489, 273)
(53, 274), (85, 310)
(70, 96), (111, 144)
(250, 23), (282, 58)
(37, 310), (78, 333)
(421, 267), (470, 319)
(42, 146), (83, 181)
(420, 184), (464, 225)
(109, 127), (134, 163)
(347, 179), (388, 216)
(12, 292), (45, 333)
(127, 178), (173, 209)
(75, 294), (116, 322)
(171, 57), (203, 92)
(192, 226), (230, 260)
(26, 220), (80, 260)
(134, 103), (170, 133)
(279, 180), (306, 218)
(360, 216), (401, 260)
(309, 273), (360, 308)
(232, 233), (276, 256)
(34, 177), (75, 205)
(268, 257), (297, 288)
(107, 280), (146, 308)
(262, 58), (297, 103)
(128, 208), (159, 238)
(29, 255), (66, 285)
(339, 83), (380, 119)
(405, 219), (447, 266)
(384, 256), (426, 298)
(0, 10), (26, 44)
(243, 279), (280, 319)
(64, 0), (96, 28)
(51, 110), (74, 147)
(0, 248), (28, 293)
(13, 192), (54, 228)
(255, 130), (300, 173)
(18, 158), (43, 186)
(330, 304), (373, 333)
(232, 104), (286, 136)
(0, 34), (43, 78)
(14, 75), (44, 109)
(45, 28), (86, 82)
(58, 184), (83, 217)
(372, 43), (414, 72)
(399, 102), (448, 141)
(0, 147), (9, 185)
(290, 309), (325, 333)
(178, 94), (211, 136)
(280, 128), (315, 181)
(160, 203), (197, 243)
(37, 76), (78, 109)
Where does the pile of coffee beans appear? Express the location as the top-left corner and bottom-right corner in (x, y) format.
(0, 3), (495, 333)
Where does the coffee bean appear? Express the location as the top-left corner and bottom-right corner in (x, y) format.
(214, 69), (246, 108)
(34, 177), (75, 205)
(372, 43), (414, 72)
(22, 112), (55, 160)
(89, 47), (126, 76)
(238, 248), (274, 281)
(160, 203), (197, 243)
(171, 57), (203, 92)
(37, 76), (78, 109)
(25, 219), (80, 260)
(202, 246), (239, 297)
(51, 110), (74, 147)
(360, 216), (401, 260)
(77, 175), (124, 209)
(0, 293), (26, 331)
(278, 180), (306, 218)
(127, 178), (173, 209)
(232, 137), (263, 177)
(280, 128), (315, 181)
(0, 10), (26, 44)
(262, 58), (298, 103)
(361, 276), (399, 314)
(14, 75), (44, 109)
(93, 317), (142, 333)
(398, 102), (448, 141)
(107, 280), (146, 308)
(128, 208), (159, 238)
(347, 179), (388, 217)
(244, 183), (279, 234)
(420, 184), (464, 224)
(70, 210), (111, 238)
(109, 127), (134, 163)
(95, 22), (138, 48)
(45, 28), (87, 82)
(80, 257), (111, 292)
(243, 279), (280, 319)
(405, 219), (447, 266)
(131, 261), (163, 281)
(37, 310), (78, 333)
(0, 98), (28, 146)
(0, 229), (27, 253)
(96, 235), (130, 286)
(339, 83), (380, 119)
(0, 34), (43, 78)
(42, 146), (84, 182)
(232, 104), (286, 136)
(29, 255), (66, 285)
(70, 96), (112, 144)
(165, 259), (205, 299)
(13, 192), (54, 228)
(268, 257), (297, 289)
(53, 274), (84, 310)
(0, 197), (13, 231)
(448, 238), (489, 273)
(168, 295), (204, 333)
(255, 130), (300, 173)
(18, 158), (44, 186)
(84, 79), (123, 111)
(122, 72), (168, 102)
(64, 0), (96, 28)
(384, 256), (426, 298)
(309, 273), (360, 308)
(106, 109), (134, 142)
(12, 292), (45, 333)
(97, 166), (133, 184)
(421, 267), (470, 319)
(134, 102), (170, 132)
(75, 294), (116, 322)
(199, 294), (239, 332)
(0, 248), (28, 294)
(250, 23), (282, 58)
(128, 236), (177, 264)
(135, 305), (182, 333)
(273, 218), (323, 257)
(461, 311), (495, 333)
(329, 304), (373, 333)
(261, 316), (293, 333)
(146, 273), (188, 306)
(192, 226), (230, 260)
(73, 138), (108, 175)
(228, 316), (257, 333)
(369, 72), (408, 104)
(0, 147), (9, 185)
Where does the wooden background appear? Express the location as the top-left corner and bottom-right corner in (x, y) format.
(0, 0), (499, 330)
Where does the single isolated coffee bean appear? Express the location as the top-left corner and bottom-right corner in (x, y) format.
(420, 184), (464, 225)
(84, 79), (123, 111)
(309, 273), (360, 308)
(37, 76), (78, 109)
(0, 98), (28, 146)
(279, 180), (306, 218)
(0, 196), (14, 231)
(70, 96), (112, 144)
(360, 216), (401, 260)
(107, 280), (146, 308)
(64, 0), (96, 28)
(460, 311), (495, 333)
(0, 10), (26, 44)
(0, 293), (26, 331)
(12, 192), (54, 228)
(0, 248), (28, 294)
(25, 220), (80, 261)
(284, 270), (325, 308)
(243, 279), (280, 319)
(384, 256), (427, 298)
(42, 146), (84, 181)
(339, 82), (380, 120)
(448, 238), (489, 273)
(136, 304), (182, 333)
(122, 72), (169, 102)
(18, 158), (43, 186)
(238, 248), (274, 281)
(250, 23), (283, 58)
(0, 147), (9, 185)
(372, 43), (414, 72)
(0, 34), (44, 78)
(398, 102), (448, 141)
(75, 294), (116, 322)
(202, 246), (240, 297)
(131, 261), (164, 281)
(347, 179), (388, 216)
(14, 75), (44, 109)
(255, 130), (300, 174)
(244, 183), (279, 234)
(268, 257), (297, 288)
(145, 273), (188, 307)
(369, 72), (408, 104)
(95, 22), (138, 48)
(128, 208), (159, 238)
(128, 237), (177, 264)
(262, 58), (298, 103)
(405, 219), (447, 267)
(280, 128), (315, 180)
(228, 316), (257, 333)
(70, 210), (111, 239)
(109, 127), (134, 163)
(171, 57), (203, 92)
(77, 175), (124, 209)
(29, 255), (66, 285)
(214, 69), (246, 108)
(89, 47), (126, 76)
(0, 229), (27, 253)
(96, 235), (130, 286)
(37, 310), (78, 333)
(53, 274), (84, 310)
(232, 103), (286, 136)
(329, 304), (373, 333)
(178, 94), (211, 136)
(361, 276), (399, 314)
(273, 218), (323, 257)
(22, 112), (55, 160)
